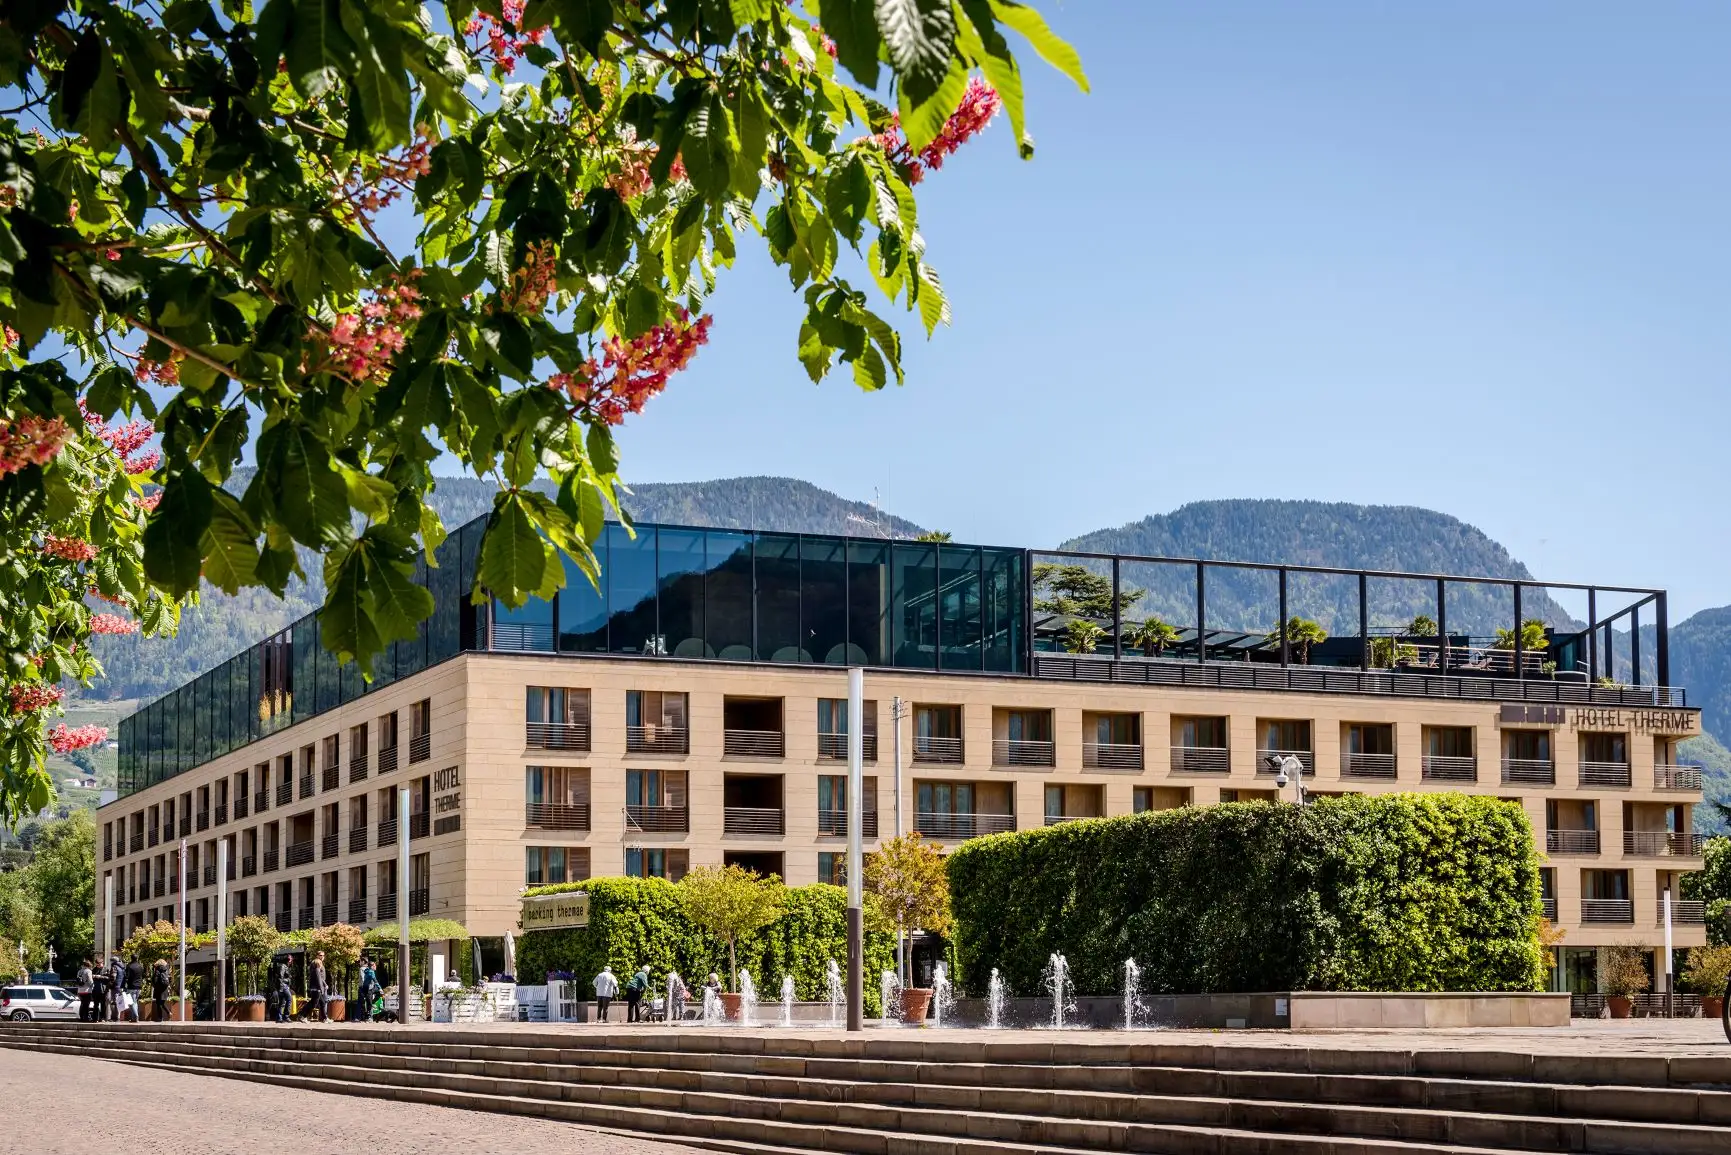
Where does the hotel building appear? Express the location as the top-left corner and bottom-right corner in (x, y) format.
(96, 515), (1707, 995)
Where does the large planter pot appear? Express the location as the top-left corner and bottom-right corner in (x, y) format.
(327, 997), (347, 1022)
(719, 992), (745, 1021)
(1606, 996), (1633, 1019)
(229, 998), (267, 1022)
(1701, 995), (1724, 1020)
(899, 988), (934, 1024)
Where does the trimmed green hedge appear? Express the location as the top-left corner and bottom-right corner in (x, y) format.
(946, 793), (1544, 996)
(516, 877), (894, 1011)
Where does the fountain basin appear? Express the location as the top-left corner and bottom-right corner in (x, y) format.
(899, 988), (933, 1024)
(719, 992), (745, 1021)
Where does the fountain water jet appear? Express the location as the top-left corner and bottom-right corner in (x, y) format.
(700, 985), (723, 1025)
(1041, 953), (1075, 1030)
(825, 959), (845, 1027)
(880, 969), (903, 1026)
(986, 969), (1008, 1029)
(1123, 958), (1148, 1030)
(779, 974), (796, 1027)
(931, 962), (953, 1028)
(737, 969), (758, 1027)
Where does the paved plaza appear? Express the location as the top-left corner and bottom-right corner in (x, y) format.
(0, 1047), (706, 1155)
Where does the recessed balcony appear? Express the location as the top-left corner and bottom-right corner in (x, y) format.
(1084, 742), (1143, 771)
(1546, 829), (1600, 855)
(915, 812), (1014, 840)
(723, 807), (786, 837)
(1422, 755), (1477, 782)
(1501, 758), (1555, 786)
(1622, 831), (1704, 858)
(1581, 899), (1633, 924)
(993, 738), (1055, 767)
(1340, 752), (1397, 779)
(525, 802), (591, 831)
(1654, 765), (1702, 791)
(1170, 746), (1229, 774)
(1578, 761), (1631, 788)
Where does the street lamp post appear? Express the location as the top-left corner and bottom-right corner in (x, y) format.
(846, 667), (864, 1032)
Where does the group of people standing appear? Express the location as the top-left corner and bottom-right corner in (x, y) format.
(73, 955), (171, 1022)
(591, 964), (723, 1023)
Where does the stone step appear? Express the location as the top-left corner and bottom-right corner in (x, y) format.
(17, 1025), (1731, 1131)
(6, 1032), (1726, 1155)
(0, 1037), (1521, 1155)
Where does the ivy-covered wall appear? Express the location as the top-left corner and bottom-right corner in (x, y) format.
(946, 794), (1544, 997)
(516, 878), (895, 1012)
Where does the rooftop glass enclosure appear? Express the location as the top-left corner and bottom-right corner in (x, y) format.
(116, 512), (1680, 798)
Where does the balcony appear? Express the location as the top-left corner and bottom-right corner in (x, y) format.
(233, 797), (249, 820)
(626, 804), (689, 833)
(321, 834), (339, 860)
(349, 827), (368, 854)
(1654, 765), (1703, 791)
(912, 736), (964, 765)
(1578, 761), (1632, 788)
(818, 809), (879, 838)
(104, 839), (112, 861)
(1500, 758), (1555, 786)
(1659, 900), (1706, 925)
(1581, 899), (1634, 924)
(241, 855), (257, 878)
(226, 858), (236, 882)
(1340, 753), (1397, 780)
(409, 733), (430, 763)
(1257, 749), (1315, 775)
(179, 816), (191, 838)
(348, 898), (368, 924)
(129, 831), (144, 852)
(286, 840), (314, 867)
(1170, 746), (1229, 774)
(1083, 742), (1143, 771)
(253, 790), (268, 814)
(152, 878), (164, 899)
(409, 813), (429, 840)
(319, 902), (338, 926)
(196, 810), (211, 832)
(525, 803), (591, 831)
(202, 864), (216, 886)
(723, 807), (786, 837)
(1546, 829), (1601, 855)
(1623, 831), (1705, 858)
(321, 766), (339, 792)
(378, 745), (399, 774)
(1421, 755), (1477, 782)
(160, 822), (175, 844)
(276, 782), (292, 806)
(215, 803), (228, 825)
(148, 827), (159, 848)
(1541, 897), (1558, 921)
(724, 730), (785, 758)
(298, 775), (313, 800)
(263, 848), (279, 873)
(626, 725), (688, 756)
(169, 874), (178, 894)
(296, 907), (313, 930)
(818, 733), (878, 761)
(993, 738), (1056, 768)
(915, 812), (1016, 840)
(409, 888), (429, 916)
(350, 756), (368, 784)
(377, 818), (398, 846)
(273, 912), (290, 932)
(376, 893), (398, 920)
(526, 721), (591, 751)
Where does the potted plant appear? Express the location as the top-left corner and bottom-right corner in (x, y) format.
(1683, 945), (1731, 1019)
(1125, 617), (1180, 658)
(678, 864), (787, 1019)
(1601, 946), (1650, 1018)
(121, 919), (185, 1019)
(864, 834), (954, 1024)
(307, 922), (366, 1022)
(227, 914), (281, 1022)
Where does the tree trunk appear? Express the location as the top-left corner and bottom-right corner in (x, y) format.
(728, 939), (737, 993)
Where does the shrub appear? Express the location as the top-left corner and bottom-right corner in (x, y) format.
(307, 923), (366, 976)
(1601, 946), (1651, 998)
(1682, 944), (1731, 996)
(677, 865), (787, 991)
(226, 915), (281, 996)
(946, 793), (1544, 996)
(516, 877), (893, 1011)
(1683, 837), (1730, 947)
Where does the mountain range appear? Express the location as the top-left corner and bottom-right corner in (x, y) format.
(79, 479), (1730, 831)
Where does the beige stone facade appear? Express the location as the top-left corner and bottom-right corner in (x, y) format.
(96, 651), (1707, 988)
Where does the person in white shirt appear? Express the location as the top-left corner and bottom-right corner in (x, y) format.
(592, 965), (619, 1022)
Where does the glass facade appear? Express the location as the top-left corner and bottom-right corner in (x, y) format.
(117, 515), (1026, 799)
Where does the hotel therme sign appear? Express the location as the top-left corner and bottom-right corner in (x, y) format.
(1498, 704), (1698, 735)
(521, 891), (590, 932)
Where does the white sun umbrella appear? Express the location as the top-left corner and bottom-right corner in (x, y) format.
(504, 930), (517, 979)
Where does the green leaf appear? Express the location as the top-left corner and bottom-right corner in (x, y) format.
(820, 0), (882, 88)
(897, 54), (967, 154)
(988, 0), (1088, 92)
(797, 320), (830, 383)
(958, 0), (1028, 157)
(285, 0), (356, 102)
(366, 548), (435, 642)
(341, 0), (412, 148)
(419, 503), (448, 567)
(585, 422), (620, 476)
(144, 473), (216, 596)
(914, 259), (949, 334)
(480, 494), (546, 608)
(874, 0), (956, 119)
(341, 466), (396, 521)
(850, 342), (887, 391)
(320, 544), (381, 665)
(201, 491), (261, 594)
(255, 420), (350, 546)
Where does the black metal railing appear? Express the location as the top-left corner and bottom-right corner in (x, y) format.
(241, 855), (256, 877)
(1578, 761), (1632, 788)
(298, 776), (313, 800)
(377, 818), (397, 846)
(409, 733), (430, 763)
(350, 756), (368, 784)
(626, 725), (687, 756)
(378, 745), (399, 774)
(1654, 764), (1703, 791)
(160, 822), (175, 843)
(525, 803), (591, 831)
(148, 827), (159, 848)
(254, 790), (269, 814)
(129, 831), (144, 852)
(409, 812), (429, 839)
(1659, 900), (1706, 925)
(1501, 758), (1555, 785)
(214, 803), (228, 825)
(349, 827), (368, 853)
(233, 797), (248, 820)
(202, 864), (216, 886)
(818, 809), (879, 838)
(196, 810), (210, 832)
(1170, 746), (1229, 774)
(818, 732), (878, 761)
(286, 840), (314, 867)
(916, 812), (1016, 840)
(376, 892), (398, 920)
(1421, 755), (1477, 782)
(319, 902), (338, 926)
(409, 888), (429, 916)
(1581, 898), (1634, 924)
(263, 848), (279, 873)
(724, 729), (785, 758)
(526, 721), (591, 751)
(1340, 753), (1397, 779)
(625, 804), (688, 833)
(321, 766), (339, 792)
(1083, 742), (1143, 770)
(348, 898), (368, 924)
(1623, 831), (1705, 857)
(723, 807), (785, 836)
(296, 907), (314, 930)
(277, 782), (292, 806)
(273, 912), (290, 932)
(992, 738), (1055, 767)
(321, 834), (339, 860)
(912, 735), (964, 764)
(1546, 829), (1601, 855)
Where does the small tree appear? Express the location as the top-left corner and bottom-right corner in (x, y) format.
(1538, 918), (1566, 974)
(308, 922), (367, 997)
(678, 865), (786, 992)
(1407, 614), (1438, 637)
(864, 834), (954, 988)
(121, 920), (183, 968)
(226, 915), (282, 997)
(1032, 564), (1144, 621)
(1492, 619), (1549, 652)
(1682, 944), (1731, 997)
(1063, 619), (1106, 655)
(1266, 617), (1328, 664)
(1126, 617), (1181, 657)
(1601, 946), (1651, 999)
(914, 531), (953, 543)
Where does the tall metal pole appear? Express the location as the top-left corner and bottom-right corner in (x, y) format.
(177, 837), (187, 1022)
(216, 837), (228, 1020)
(891, 695), (907, 987)
(1663, 888), (1674, 1018)
(102, 873), (113, 964)
(846, 667), (864, 1032)
(398, 785), (411, 1026)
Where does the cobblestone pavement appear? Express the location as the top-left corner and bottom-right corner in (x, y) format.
(0, 1047), (706, 1155)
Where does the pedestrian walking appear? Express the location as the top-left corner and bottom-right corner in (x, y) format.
(667, 972), (689, 1023)
(75, 959), (94, 1022)
(122, 956), (144, 1022)
(149, 960), (171, 1022)
(308, 951), (329, 1023)
(88, 961), (109, 1023)
(624, 965), (649, 1023)
(355, 956), (379, 1023)
(107, 955), (124, 1021)
(592, 964), (618, 1022)
(273, 956), (295, 1023)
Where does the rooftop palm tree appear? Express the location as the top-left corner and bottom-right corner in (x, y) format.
(1126, 617), (1182, 657)
(1266, 617), (1328, 664)
(1492, 619), (1549, 651)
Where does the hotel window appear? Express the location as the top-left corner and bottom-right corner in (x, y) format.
(625, 847), (688, 881)
(526, 766), (591, 829)
(1133, 786), (1153, 813)
(525, 846), (592, 886)
(410, 699), (432, 762)
(817, 852), (847, 886)
(817, 698), (877, 760)
(526, 687), (591, 749)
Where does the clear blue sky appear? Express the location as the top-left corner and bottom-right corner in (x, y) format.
(604, 2), (1731, 617)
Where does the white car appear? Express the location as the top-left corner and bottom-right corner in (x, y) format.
(0, 985), (81, 1021)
